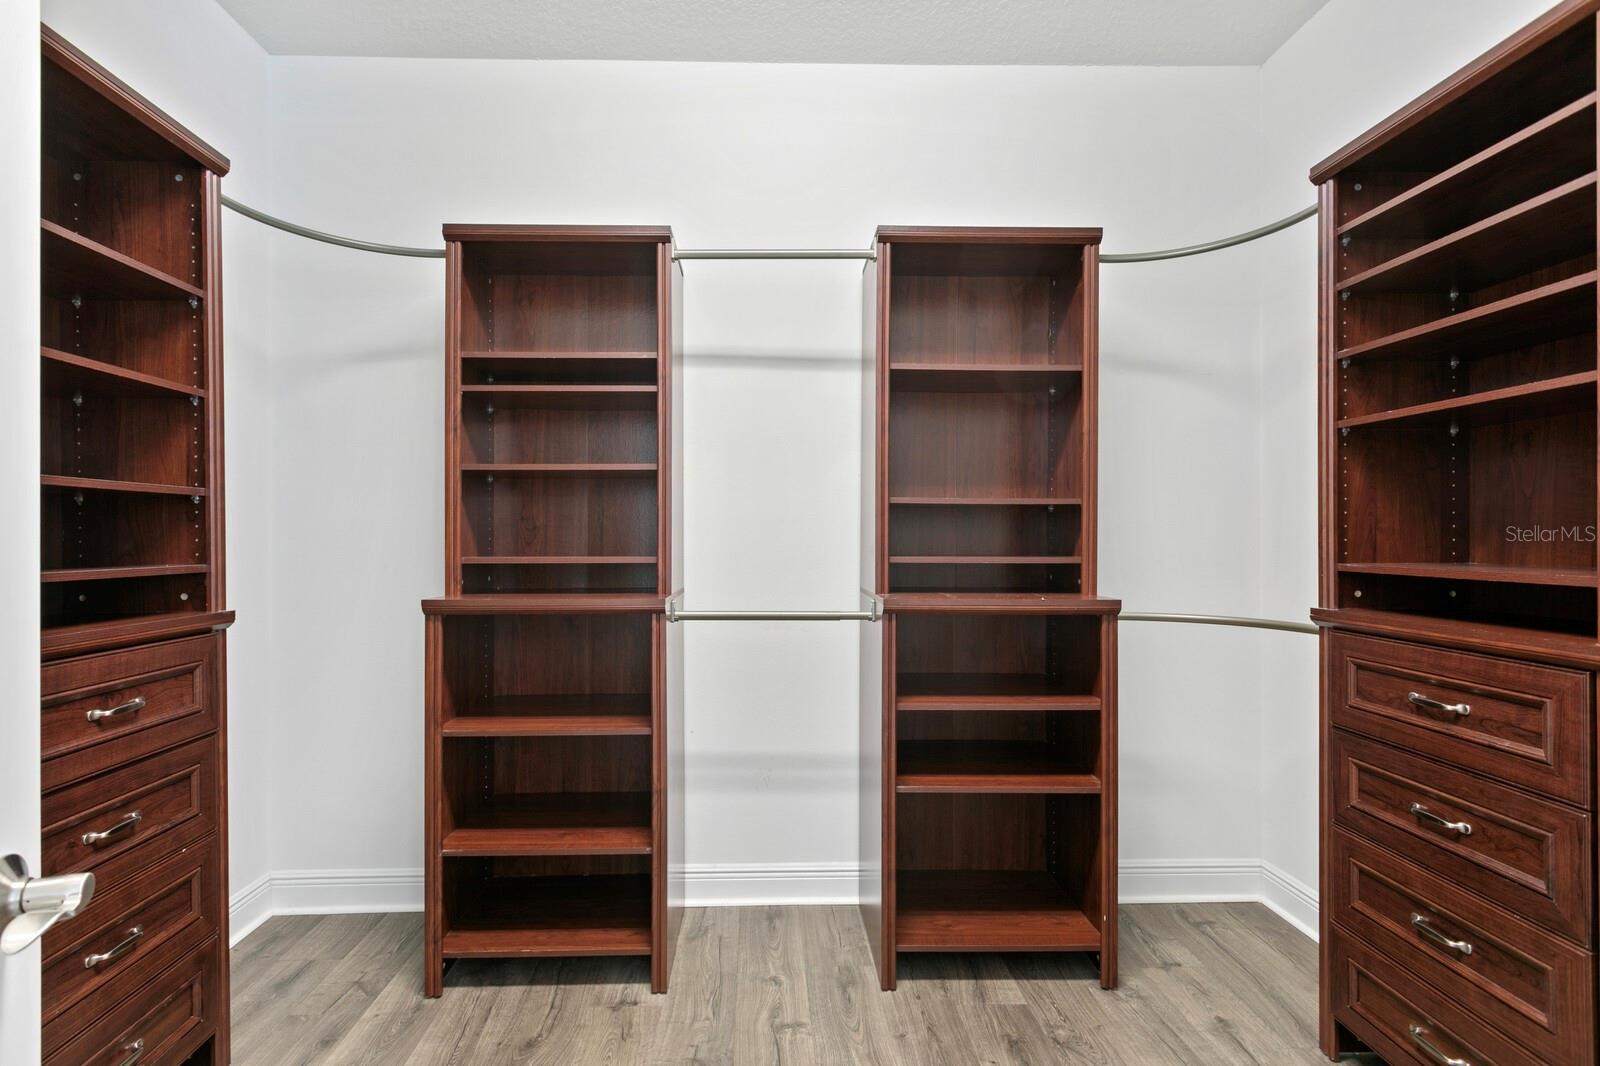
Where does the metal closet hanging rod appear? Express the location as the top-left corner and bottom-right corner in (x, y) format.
(221, 197), (1317, 263)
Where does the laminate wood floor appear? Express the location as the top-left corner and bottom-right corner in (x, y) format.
(230, 904), (1342, 1065)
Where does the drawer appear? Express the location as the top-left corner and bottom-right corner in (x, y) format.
(1329, 632), (1591, 805)
(45, 938), (217, 1066)
(1329, 928), (1540, 1066)
(43, 737), (218, 878)
(42, 838), (217, 1039)
(1329, 828), (1593, 1061)
(1331, 730), (1590, 944)
(42, 635), (219, 792)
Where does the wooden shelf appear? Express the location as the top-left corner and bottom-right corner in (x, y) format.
(461, 463), (658, 477)
(1336, 371), (1596, 430)
(41, 475), (205, 497)
(422, 593), (666, 615)
(1338, 561), (1599, 588)
(1336, 272), (1597, 364)
(897, 673), (1099, 712)
(890, 555), (1080, 566)
(41, 563), (208, 584)
(460, 385), (658, 409)
(890, 496), (1082, 507)
(41, 348), (204, 399)
(896, 742), (1100, 793)
(40, 219), (204, 301)
(1340, 94), (1597, 240)
(896, 871), (1100, 952)
(1338, 174), (1597, 295)
(890, 363), (1082, 392)
(442, 793), (651, 857)
(462, 350), (657, 362)
(442, 874), (651, 959)
(462, 556), (658, 566)
(443, 696), (652, 737)
(884, 592), (1121, 613)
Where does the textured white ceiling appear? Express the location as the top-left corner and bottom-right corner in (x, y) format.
(215, 0), (1333, 65)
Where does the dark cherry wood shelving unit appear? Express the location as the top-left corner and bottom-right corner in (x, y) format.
(859, 227), (1119, 991)
(38, 25), (235, 1066)
(1311, 4), (1600, 1062)
(422, 226), (684, 995)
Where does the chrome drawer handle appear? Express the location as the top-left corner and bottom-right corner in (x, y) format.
(1409, 1024), (1472, 1066)
(86, 696), (146, 723)
(84, 925), (144, 968)
(1410, 802), (1472, 836)
(1408, 692), (1470, 718)
(1411, 913), (1473, 955)
(81, 811), (142, 846)
(118, 1038), (146, 1066)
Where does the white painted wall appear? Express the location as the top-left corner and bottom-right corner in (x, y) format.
(256, 57), (1268, 902)
(0, 2), (41, 1061)
(1254, 0), (1563, 911)
(39, 0), (279, 916)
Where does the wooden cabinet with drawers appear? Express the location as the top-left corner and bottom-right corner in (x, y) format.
(39, 25), (235, 1066)
(1312, 3), (1600, 1061)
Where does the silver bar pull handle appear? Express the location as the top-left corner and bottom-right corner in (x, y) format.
(87, 696), (146, 723)
(82, 811), (142, 846)
(1411, 913), (1474, 955)
(1409, 1024), (1472, 1066)
(117, 1038), (146, 1066)
(1408, 691), (1471, 718)
(84, 925), (144, 968)
(1410, 802), (1472, 836)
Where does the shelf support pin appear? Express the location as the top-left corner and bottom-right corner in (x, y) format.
(191, 495), (201, 505)
(70, 391), (83, 408)
(1339, 291), (1350, 302)
(1448, 419), (1460, 438)
(188, 296), (199, 310)
(70, 294), (82, 309)
(72, 492), (83, 506)
(1352, 182), (1363, 192)
(1340, 358), (1350, 369)
(190, 395), (200, 407)
(1339, 427), (1349, 437)
(1339, 235), (1351, 248)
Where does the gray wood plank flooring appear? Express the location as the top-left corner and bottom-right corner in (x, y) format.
(229, 904), (1343, 1065)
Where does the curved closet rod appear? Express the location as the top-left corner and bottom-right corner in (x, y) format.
(220, 197), (1318, 264)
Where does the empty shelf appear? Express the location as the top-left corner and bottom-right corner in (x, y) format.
(41, 564), (208, 584)
(890, 363), (1082, 392)
(460, 384), (658, 409)
(461, 463), (657, 477)
(442, 793), (651, 857)
(1339, 174), (1597, 295)
(462, 556), (658, 566)
(443, 694), (652, 736)
(1337, 372), (1596, 430)
(41, 348), (204, 399)
(1338, 562), (1599, 588)
(890, 555), (1080, 566)
(897, 871), (1101, 952)
(41, 220), (203, 301)
(897, 741), (1100, 793)
(897, 673), (1098, 712)
(41, 475), (205, 497)
(1336, 272), (1597, 364)
(891, 497), (1082, 507)
(442, 874), (651, 959)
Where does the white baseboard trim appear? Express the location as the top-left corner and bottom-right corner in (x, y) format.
(683, 862), (859, 906)
(230, 859), (1318, 946)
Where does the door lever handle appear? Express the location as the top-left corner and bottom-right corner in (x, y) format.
(0, 853), (95, 955)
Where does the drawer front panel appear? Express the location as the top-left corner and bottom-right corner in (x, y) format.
(1331, 730), (1590, 943)
(1330, 632), (1591, 804)
(42, 839), (217, 1032)
(1329, 929), (1540, 1066)
(44, 938), (216, 1066)
(42, 635), (218, 791)
(42, 737), (217, 877)
(1329, 829), (1593, 1059)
